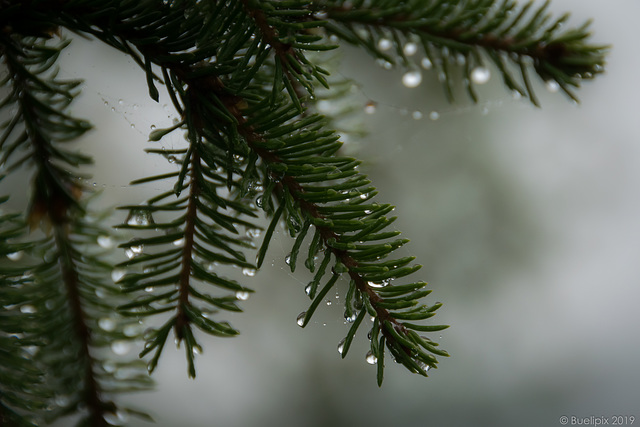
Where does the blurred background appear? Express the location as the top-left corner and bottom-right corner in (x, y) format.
(3, 0), (640, 426)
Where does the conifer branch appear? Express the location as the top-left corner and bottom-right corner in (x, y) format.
(1, 0), (609, 422)
(1, 31), (151, 424)
(175, 147), (200, 345)
(52, 224), (111, 427)
(315, 0), (608, 104)
(2, 34), (110, 424)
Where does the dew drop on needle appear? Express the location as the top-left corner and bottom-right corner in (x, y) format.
(403, 42), (418, 56)
(402, 70), (422, 88)
(364, 101), (377, 114)
(377, 38), (392, 51)
(236, 290), (250, 301)
(470, 66), (491, 85)
(296, 312), (306, 327)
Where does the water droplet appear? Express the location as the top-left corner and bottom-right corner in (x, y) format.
(284, 254), (292, 265)
(172, 237), (185, 247)
(20, 304), (36, 314)
(304, 283), (312, 296)
(118, 99), (124, 105)
(313, 10), (328, 19)
(150, 124), (156, 130)
(246, 228), (261, 238)
(296, 312), (306, 327)
(337, 338), (345, 354)
(235, 290), (250, 300)
(367, 281), (385, 288)
(344, 312), (357, 323)
(103, 100), (109, 106)
(512, 90), (523, 100)
(97, 235), (113, 248)
(364, 101), (377, 114)
(315, 99), (337, 114)
(377, 38), (392, 51)
(412, 111), (423, 120)
(126, 209), (153, 226)
(359, 193), (368, 199)
(123, 323), (141, 337)
(111, 268), (126, 282)
(6, 251), (23, 261)
(365, 351), (378, 365)
(130, 123), (135, 129)
(144, 286), (154, 293)
(99, 317), (117, 332)
(110, 340), (130, 356)
(421, 58), (432, 70)
(470, 66), (491, 84)
(124, 242), (143, 259)
(103, 410), (127, 426)
(326, 300), (332, 306)
(403, 42), (418, 56)
(402, 70), (422, 88)
(429, 111), (440, 121)
(242, 268), (256, 277)
(111, 107), (116, 112)
(546, 80), (560, 93)
(54, 395), (70, 406)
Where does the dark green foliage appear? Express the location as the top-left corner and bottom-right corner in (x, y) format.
(319, 0), (607, 105)
(0, 0), (607, 425)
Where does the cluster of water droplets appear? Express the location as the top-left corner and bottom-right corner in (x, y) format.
(124, 239), (144, 259)
(246, 228), (261, 239)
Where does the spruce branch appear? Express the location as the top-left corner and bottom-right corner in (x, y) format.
(315, 0), (608, 105)
(1, 32), (151, 425)
(0, 0), (609, 423)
